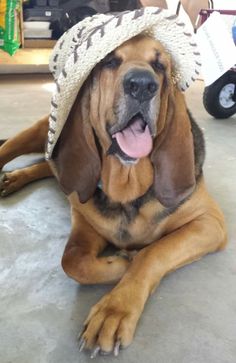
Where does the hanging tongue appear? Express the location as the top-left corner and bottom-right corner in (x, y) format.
(112, 116), (153, 159)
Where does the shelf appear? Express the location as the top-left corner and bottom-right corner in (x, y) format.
(0, 47), (54, 73)
(0, 48), (52, 65)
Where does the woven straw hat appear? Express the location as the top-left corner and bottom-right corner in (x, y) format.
(46, 7), (201, 159)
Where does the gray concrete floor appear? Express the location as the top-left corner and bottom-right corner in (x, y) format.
(0, 75), (236, 363)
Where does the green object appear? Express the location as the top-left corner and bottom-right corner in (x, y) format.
(0, 0), (21, 56)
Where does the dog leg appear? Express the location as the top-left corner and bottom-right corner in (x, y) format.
(0, 161), (52, 197)
(0, 115), (49, 170)
(61, 208), (130, 285)
(80, 209), (227, 356)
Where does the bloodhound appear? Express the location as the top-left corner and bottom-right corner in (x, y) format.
(0, 35), (227, 357)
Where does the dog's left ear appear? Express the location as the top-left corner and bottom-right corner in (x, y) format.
(51, 86), (101, 203)
(151, 86), (196, 208)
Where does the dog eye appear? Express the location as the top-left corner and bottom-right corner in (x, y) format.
(151, 60), (166, 73)
(101, 56), (122, 69)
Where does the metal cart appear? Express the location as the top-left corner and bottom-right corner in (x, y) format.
(199, 9), (236, 118)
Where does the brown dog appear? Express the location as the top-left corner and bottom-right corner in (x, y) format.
(0, 35), (227, 357)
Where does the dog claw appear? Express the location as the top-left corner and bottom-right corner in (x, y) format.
(90, 346), (100, 359)
(0, 174), (8, 197)
(77, 329), (84, 340)
(0, 173), (6, 182)
(114, 340), (121, 357)
(78, 337), (86, 352)
(0, 190), (6, 197)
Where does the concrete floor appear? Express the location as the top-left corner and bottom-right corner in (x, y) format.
(0, 75), (236, 363)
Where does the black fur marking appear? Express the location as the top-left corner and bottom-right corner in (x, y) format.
(152, 205), (179, 225)
(93, 187), (155, 223)
(115, 228), (131, 242)
(188, 110), (205, 180)
(93, 186), (182, 229)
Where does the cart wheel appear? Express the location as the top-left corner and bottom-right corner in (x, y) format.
(203, 71), (236, 119)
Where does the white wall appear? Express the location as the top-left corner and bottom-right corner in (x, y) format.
(214, 0), (236, 9)
(167, 0), (236, 11)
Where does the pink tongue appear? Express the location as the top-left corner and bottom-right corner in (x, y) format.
(112, 118), (153, 158)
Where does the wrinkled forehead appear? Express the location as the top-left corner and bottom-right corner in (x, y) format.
(114, 35), (169, 63)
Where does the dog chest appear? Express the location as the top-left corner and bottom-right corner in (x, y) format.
(73, 190), (170, 249)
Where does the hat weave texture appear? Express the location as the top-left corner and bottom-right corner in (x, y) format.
(46, 7), (201, 159)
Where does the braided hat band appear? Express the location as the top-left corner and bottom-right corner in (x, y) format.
(46, 7), (201, 159)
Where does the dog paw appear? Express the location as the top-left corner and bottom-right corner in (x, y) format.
(0, 173), (9, 197)
(0, 172), (24, 197)
(78, 284), (145, 358)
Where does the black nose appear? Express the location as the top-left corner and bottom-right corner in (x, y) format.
(123, 69), (158, 102)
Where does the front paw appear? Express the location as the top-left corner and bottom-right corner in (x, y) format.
(78, 285), (146, 358)
(0, 173), (9, 197)
(0, 172), (17, 197)
(0, 171), (25, 197)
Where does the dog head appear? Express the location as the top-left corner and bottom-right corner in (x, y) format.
(52, 35), (195, 207)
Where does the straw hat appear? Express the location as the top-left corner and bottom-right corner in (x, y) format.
(46, 7), (201, 159)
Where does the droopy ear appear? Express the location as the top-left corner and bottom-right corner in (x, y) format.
(51, 87), (101, 203)
(151, 87), (196, 208)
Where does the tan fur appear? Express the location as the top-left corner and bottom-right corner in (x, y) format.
(0, 36), (227, 356)
(101, 156), (154, 203)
